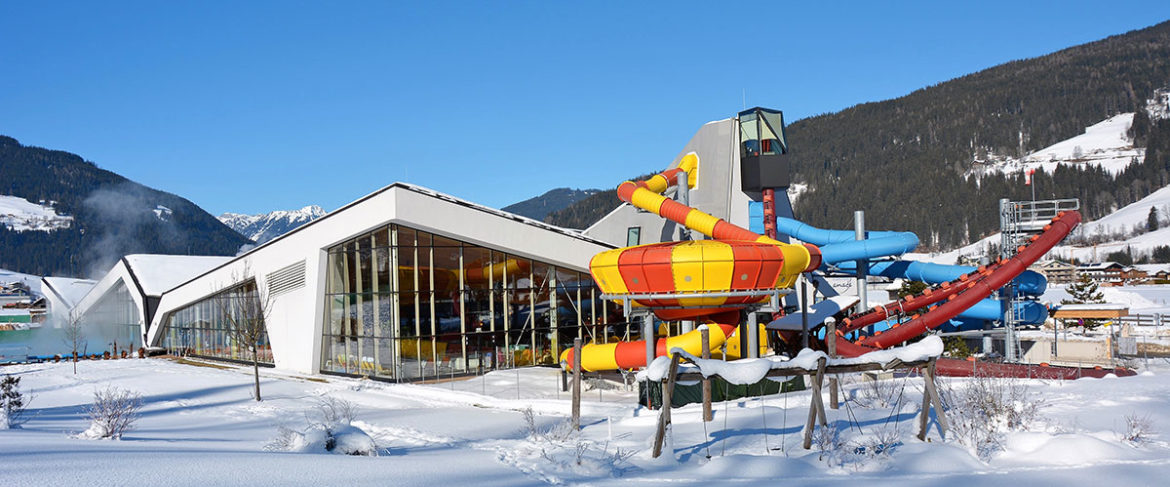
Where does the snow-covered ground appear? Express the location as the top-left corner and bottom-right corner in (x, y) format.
(971, 113), (1144, 178)
(0, 195), (73, 232)
(3, 356), (1170, 486)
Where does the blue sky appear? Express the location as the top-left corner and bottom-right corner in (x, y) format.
(3, 1), (1170, 215)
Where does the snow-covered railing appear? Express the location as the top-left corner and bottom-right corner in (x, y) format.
(648, 336), (948, 458)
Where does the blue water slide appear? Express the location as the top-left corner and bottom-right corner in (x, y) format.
(870, 300), (1048, 332)
(775, 217), (920, 264)
(776, 217), (916, 246)
(835, 260), (1047, 296)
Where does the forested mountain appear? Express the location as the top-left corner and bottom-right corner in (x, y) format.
(547, 21), (1170, 248)
(502, 188), (601, 221)
(0, 136), (252, 277)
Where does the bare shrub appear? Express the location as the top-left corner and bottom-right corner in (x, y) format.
(312, 396), (358, 426)
(517, 406), (637, 477)
(1122, 412), (1155, 445)
(854, 375), (903, 409)
(811, 424), (844, 464)
(941, 374), (1043, 460)
(82, 386), (143, 439)
(1, 374), (31, 429)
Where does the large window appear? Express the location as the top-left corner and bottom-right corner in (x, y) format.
(319, 223), (623, 381)
(78, 280), (142, 355)
(160, 281), (273, 364)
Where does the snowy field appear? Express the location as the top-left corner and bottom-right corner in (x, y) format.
(3, 356), (1170, 486)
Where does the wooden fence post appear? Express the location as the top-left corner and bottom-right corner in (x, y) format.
(652, 351), (682, 458)
(802, 357), (828, 449)
(917, 357), (948, 441)
(571, 338), (582, 431)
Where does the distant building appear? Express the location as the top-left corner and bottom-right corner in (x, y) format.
(1030, 260), (1076, 284)
(1076, 262), (1127, 284)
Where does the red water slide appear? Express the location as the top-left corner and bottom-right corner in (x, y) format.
(830, 210), (1135, 379)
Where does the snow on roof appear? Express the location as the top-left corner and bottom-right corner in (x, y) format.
(1078, 262), (1126, 271)
(1056, 303), (1129, 311)
(41, 277), (97, 307)
(1134, 264), (1170, 274)
(0, 268), (43, 296)
(123, 255), (234, 296)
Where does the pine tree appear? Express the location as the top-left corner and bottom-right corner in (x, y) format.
(1062, 273), (1106, 333)
(1149, 206), (1160, 232)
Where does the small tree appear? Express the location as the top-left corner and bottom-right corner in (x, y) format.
(1, 374), (30, 429)
(1063, 273), (1106, 333)
(1149, 206), (1160, 232)
(217, 265), (273, 402)
(62, 310), (86, 375)
(897, 279), (928, 298)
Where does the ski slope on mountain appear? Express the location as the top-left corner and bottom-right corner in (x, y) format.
(0, 195), (72, 232)
(971, 113), (1144, 178)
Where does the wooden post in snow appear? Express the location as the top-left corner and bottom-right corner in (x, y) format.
(652, 351), (682, 458)
(917, 357), (949, 441)
(802, 357), (828, 449)
(571, 337), (582, 431)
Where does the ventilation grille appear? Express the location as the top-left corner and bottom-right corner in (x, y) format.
(266, 260), (306, 297)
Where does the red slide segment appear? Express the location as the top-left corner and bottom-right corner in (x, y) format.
(830, 210), (1136, 379)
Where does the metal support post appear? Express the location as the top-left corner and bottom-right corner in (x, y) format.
(801, 276), (810, 349)
(676, 171), (691, 241)
(855, 211), (869, 335)
(643, 313), (656, 369)
(747, 310), (759, 359)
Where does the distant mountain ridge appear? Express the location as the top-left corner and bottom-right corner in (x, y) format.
(0, 135), (252, 277)
(218, 205), (326, 244)
(502, 187), (601, 221)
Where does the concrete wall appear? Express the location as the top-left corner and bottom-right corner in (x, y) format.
(584, 118), (754, 246)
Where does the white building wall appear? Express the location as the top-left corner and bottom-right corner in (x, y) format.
(148, 184), (610, 374)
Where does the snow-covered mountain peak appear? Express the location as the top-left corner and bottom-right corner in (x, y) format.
(218, 205), (326, 244)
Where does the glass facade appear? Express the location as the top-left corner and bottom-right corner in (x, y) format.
(79, 280), (142, 354)
(320, 223), (627, 381)
(159, 281), (273, 364)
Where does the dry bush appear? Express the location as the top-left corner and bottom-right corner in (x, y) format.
(83, 387), (143, 439)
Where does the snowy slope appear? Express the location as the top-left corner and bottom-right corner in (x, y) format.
(219, 205), (326, 244)
(0, 195), (72, 232)
(911, 180), (1170, 266)
(1078, 183), (1170, 238)
(971, 113), (1143, 178)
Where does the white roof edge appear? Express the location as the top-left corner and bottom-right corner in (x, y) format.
(158, 182), (616, 299)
